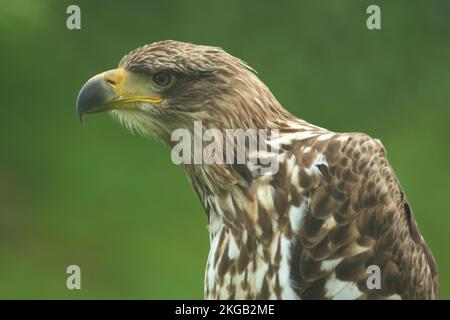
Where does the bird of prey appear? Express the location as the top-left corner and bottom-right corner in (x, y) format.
(76, 40), (438, 299)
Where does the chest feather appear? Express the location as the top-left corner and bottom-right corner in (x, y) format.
(203, 161), (316, 299)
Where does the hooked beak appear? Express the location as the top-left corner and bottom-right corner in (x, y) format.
(76, 68), (163, 122)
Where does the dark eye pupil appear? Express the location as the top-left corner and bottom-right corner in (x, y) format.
(154, 72), (170, 86)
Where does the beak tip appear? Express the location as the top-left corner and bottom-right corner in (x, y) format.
(76, 73), (115, 123)
(76, 99), (84, 124)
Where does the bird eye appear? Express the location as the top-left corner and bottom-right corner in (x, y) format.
(153, 72), (172, 87)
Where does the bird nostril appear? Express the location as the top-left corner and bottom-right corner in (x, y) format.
(103, 69), (124, 88)
(106, 78), (116, 86)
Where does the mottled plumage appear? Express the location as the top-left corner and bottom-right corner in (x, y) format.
(77, 40), (439, 299)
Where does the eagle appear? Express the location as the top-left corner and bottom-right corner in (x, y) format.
(76, 40), (438, 299)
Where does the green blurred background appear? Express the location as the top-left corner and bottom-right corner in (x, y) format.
(0, 0), (449, 299)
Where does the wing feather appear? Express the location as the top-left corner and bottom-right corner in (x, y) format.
(290, 133), (439, 299)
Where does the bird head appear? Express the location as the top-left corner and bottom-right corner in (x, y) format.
(76, 40), (293, 143)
